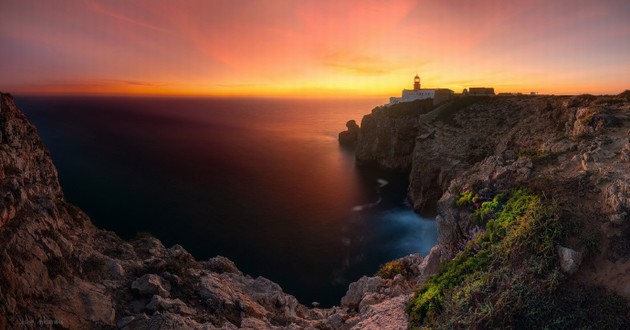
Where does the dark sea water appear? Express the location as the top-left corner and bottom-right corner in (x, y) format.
(16, 96), (437, 307)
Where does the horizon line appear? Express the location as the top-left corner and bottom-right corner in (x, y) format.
(5, 90), (628, 98)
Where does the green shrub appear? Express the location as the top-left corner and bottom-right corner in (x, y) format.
(376, 259), (412, 279)
(454, 190), (478, 207)
(407, 188), (562, 328)
(407, 188), (628, 328)
(471, 193), (506, 225)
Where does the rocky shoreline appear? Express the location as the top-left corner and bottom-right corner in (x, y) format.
(0, 93), (436, 329)
(2, 91), (630, 329)
(341, 93), (630, 327)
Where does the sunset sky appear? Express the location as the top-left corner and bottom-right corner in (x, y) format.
(1, 0), (629, 96)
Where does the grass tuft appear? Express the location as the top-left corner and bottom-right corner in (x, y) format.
(407, 188), (628, 329)
(376, 259), (413, 279)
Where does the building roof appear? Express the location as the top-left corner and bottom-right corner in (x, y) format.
(468, 87), (495, 95)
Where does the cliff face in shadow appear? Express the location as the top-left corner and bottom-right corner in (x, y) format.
(355, 99), (435, 171)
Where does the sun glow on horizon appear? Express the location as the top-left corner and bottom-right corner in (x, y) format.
(1, 0), (629, 96)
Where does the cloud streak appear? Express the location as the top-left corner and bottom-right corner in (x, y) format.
(84, 0), (170, 34)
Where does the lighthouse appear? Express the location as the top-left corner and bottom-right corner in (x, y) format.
(388, 75), (454, 106)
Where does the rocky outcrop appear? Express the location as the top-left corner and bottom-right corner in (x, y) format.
(355, 99), (434, 171)
(355, 93), (630, 300)
(4, 90), (630, 329)
(0, 92), (117, 329)
(356, 94), (628, 212)
(0, 92), (438, 329)
(338, 120), (360, 146)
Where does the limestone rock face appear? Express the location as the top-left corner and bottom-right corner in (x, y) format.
(409, 97), (576, 210)
(357, 94), (629, 226)
(349, 294), (411, 330)
(355, 99), (434, 171)
(0, 92), (117, 329)
(0, 92), (433, 329)
(342, 276), (386, 310)
(357, 94), (630, 299)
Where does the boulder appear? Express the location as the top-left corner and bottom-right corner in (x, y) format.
(349, 294), (410, 330)
(341, 276), (384, 310)
(246, 276), (300, 318)
(322, 313), (345, 329)
(105, 259), (125, 278)
(131, 274), (171, 297)
(205, 256), (242, 275)
(168, 244), (194, 263)
(557, 245), (583, 275)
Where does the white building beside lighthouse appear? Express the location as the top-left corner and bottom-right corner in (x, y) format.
(388, 75), (453, 105)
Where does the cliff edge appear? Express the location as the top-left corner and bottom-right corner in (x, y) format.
(355, 94), (630, 327)
(0, 93), (428, 329)
(3, 91), (630, 329)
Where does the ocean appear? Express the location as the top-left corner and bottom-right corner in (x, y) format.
(16, 96), (437, 307)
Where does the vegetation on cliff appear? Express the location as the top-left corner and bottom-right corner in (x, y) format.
(407, 188), (629, 329)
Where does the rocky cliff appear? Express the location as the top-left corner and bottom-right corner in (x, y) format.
(354, 99), (435, 171)
(0, 92), (434, 329)
(357, 95), (629, 244)
(356, 94), (630, 327)
(2, 90), (630, 329)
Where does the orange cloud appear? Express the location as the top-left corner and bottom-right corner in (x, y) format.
(0, 0), (628, 96)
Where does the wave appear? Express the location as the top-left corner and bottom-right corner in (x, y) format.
(352, 197), (382, 212)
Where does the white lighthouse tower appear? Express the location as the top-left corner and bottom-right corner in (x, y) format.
(388, 75), (454, 106)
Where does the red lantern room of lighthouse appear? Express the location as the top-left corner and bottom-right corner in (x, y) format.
(413, 75), (421, 90)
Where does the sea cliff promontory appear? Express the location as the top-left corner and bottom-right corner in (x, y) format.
(353, 94), (630, 328)
(2, 91), (630, 329)
(0, 92), (427, 329)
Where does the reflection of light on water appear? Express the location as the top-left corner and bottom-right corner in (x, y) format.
(380, 209), (438, 257)
(351, 178), (391, 212)
(351, 197), (382, 212)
